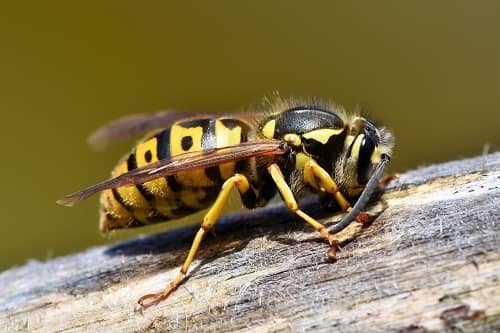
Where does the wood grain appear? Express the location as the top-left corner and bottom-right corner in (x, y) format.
(1, 152), (499, 333)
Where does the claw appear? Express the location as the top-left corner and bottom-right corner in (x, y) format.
(138, 284), (177, 308)
(356, 212), (371, 224)
(138, 292), (166, 308)
(325, 239), (339, 263)
(326, 245), (338, 263)
(379, 174), (399, 188)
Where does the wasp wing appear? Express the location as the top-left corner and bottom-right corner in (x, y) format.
(87, 110), (198, 150)
(88, 110), (262, 150)
(57, 139), (285, 207)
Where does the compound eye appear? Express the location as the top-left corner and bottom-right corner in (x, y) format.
(357, 135), (376, 185)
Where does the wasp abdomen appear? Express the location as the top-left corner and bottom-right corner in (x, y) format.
(99, 117), (251, 232)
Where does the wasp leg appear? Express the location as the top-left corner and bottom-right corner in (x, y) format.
(138, 173), (251, 307)
(303, 159), (351, 211)
(304, 159), (369, 222)
(267, 163), (341, 250)
(379, 174), (399, 188)
(302, 159), (374, 261)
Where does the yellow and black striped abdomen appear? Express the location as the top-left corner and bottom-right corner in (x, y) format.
(99, 117), (251, 232)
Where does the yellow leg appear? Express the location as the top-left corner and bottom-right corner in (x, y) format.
(303, 159), (374, 259)
(268, 162), (372, 262)
(267, 163), (338, 248)
(138, 174), (250, 307)
(303, 159), (352, 212)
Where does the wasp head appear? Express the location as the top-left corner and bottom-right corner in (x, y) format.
(335, 117), (394, 197)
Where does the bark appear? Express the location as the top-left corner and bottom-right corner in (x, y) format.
(1, 152), (499, 333)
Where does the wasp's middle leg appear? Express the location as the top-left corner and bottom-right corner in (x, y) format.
(138, 173), (251, 307)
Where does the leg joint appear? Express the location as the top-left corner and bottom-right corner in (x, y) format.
(304, 159), (338, 193)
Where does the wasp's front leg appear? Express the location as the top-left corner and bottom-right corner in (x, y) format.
(303, 159), (371, 259)
(304, 159), (371, 221)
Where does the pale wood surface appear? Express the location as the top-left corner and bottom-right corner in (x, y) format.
(1, 152), (499, 333)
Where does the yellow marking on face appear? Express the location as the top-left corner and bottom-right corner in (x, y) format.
(284, 133), (302, 146)
(371, 146), (381, 165)
(302, 128), (344, 144)
(295, 152), (310, 169)
(344, 135), (355, 150)
(261, 119), (276, 139)
(342, 134), (366, 196)
(216, 119), (240, 179)
(351, 134), (364, 159)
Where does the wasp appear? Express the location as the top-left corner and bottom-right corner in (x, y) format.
(57, 97), (394, 307)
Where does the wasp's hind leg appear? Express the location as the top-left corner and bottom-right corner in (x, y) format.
(138, 174), (252, 307)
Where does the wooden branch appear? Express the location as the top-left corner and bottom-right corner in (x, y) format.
(1, 152), (499, 333)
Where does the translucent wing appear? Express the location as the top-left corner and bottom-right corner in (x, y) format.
(57, 139), (285, 207)
(87, 110), (261, 150)
(87, 110), (197, 150)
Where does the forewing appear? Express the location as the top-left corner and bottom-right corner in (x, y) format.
(87, 110), (262, 150)
(57, 139), (285, 207)
(87, 110), (198, 150)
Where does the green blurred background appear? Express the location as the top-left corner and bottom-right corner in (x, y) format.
(0, 1), (499, 271)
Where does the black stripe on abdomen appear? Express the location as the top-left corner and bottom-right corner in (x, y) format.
(156, 128), (183, 192)
(127, 153), (155, 201)
(156, 128), (171, 160)
(112, 188), (133, 210)
(126, 148), (171, 223)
